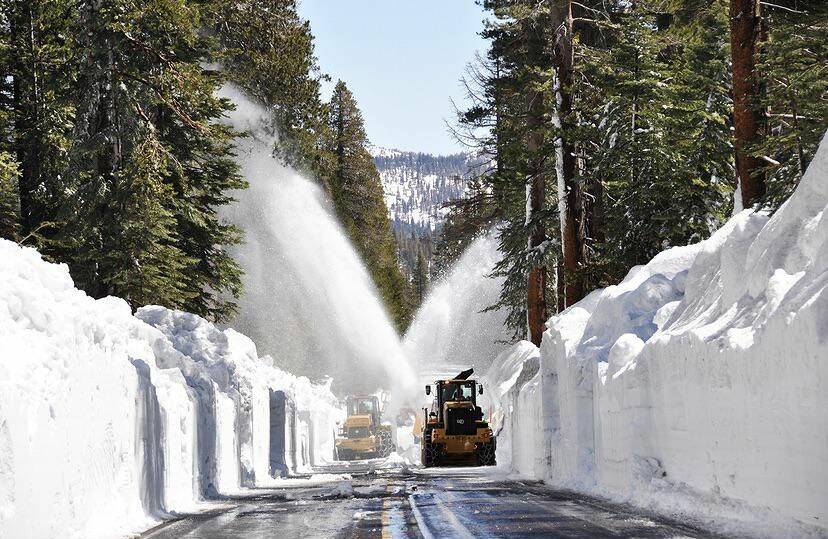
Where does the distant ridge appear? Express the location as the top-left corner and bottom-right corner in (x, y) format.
(367, 144), (405, 159)
(372, 146), (472, 233)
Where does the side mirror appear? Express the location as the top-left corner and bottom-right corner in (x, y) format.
(425, 385), (431, 395)
(478, 385), (484, 395)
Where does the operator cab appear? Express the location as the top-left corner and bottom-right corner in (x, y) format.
(439, 380), (477, 405)
(347, 396), (379, 416)
(341, 396), (381, 440)
(425, 372), (486, 435)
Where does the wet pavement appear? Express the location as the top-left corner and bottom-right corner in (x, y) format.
(140, 464), (716, 539)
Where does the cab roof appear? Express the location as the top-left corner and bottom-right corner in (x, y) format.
(438, 368), (475, 384)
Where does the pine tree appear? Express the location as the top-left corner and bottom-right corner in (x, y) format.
(63, 0), (244, 318)
(547, 1), (585, 312)
(1, 0), (74, 243)
(0, 12), (19, 239)
(327, 80), (413, 331)
(447, 0), (824, 345)
(0, 151), (18, 240)
(209, 0), (333, 182)
(575, 2), (732, 282)
(451, 0), (745, 339)
(151, 12), (247, 321)
(85, 135), (197, 307)
(450, 0), (561, 340)
(755, 0), (828, 209)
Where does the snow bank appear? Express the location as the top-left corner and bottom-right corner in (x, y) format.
(0, 240), (342, 538)
(496, 133), (828, 537)
(0, 242), (157, 538)
(484, 341), (544, 478)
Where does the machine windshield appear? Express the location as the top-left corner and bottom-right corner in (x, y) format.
(441, 382), (475, 403)
(348, 398), (377, 415)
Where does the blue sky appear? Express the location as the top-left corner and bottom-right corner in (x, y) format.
(298, 0), (487, 155)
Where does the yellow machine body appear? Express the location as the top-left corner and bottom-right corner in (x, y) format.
(335, 396), (395, 460)
(420, 372), (496, 467)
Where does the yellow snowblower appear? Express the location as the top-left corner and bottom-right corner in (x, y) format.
(420, 368), (496, 467)
(335, 395), (395, 460)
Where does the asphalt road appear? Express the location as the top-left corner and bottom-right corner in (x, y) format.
(140, 463), (716, 539)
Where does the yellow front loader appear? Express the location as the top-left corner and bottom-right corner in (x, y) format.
(420, 368), (496, 467)
(335, 395), (395, 460)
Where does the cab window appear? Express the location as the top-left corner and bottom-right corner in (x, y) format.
(357, 399), (375, 413)
(441, 382), (474, 402)
(348, 398), (376, 415)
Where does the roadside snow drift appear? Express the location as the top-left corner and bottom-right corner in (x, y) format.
(484, 341), (544, 477)
(489, 133), (828, 537)
(0, 240), (342, 539)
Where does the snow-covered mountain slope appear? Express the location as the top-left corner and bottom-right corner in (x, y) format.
(371, 146), (472, 233)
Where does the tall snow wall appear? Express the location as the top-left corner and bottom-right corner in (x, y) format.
(484, 341), (545, 478)
(0, 240), (342, 539)
(489, 134), (828, 538)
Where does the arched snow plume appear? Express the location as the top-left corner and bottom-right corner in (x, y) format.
(217, 85), (416, 397)
(404, 231), (512, 377)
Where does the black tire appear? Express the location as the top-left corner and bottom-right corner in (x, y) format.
(421, 429), (440, 467)
(378, 429), (394, 458)
(475, 440), (496, 466)
(421, 442), (440, 467)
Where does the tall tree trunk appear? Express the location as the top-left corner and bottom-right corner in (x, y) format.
(551, 0), (583, 309)
(524, 16), (548, 347)
(729, 0), (766, 207)
(581, 173), (603, 289)
(11, 2), (42, 236)
(572, 1), (602, 292)
(555, 263), (565, 312)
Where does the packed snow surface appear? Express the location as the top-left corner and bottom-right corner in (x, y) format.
(488, 133), (828, 538)
(0, 239), (342, 539)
